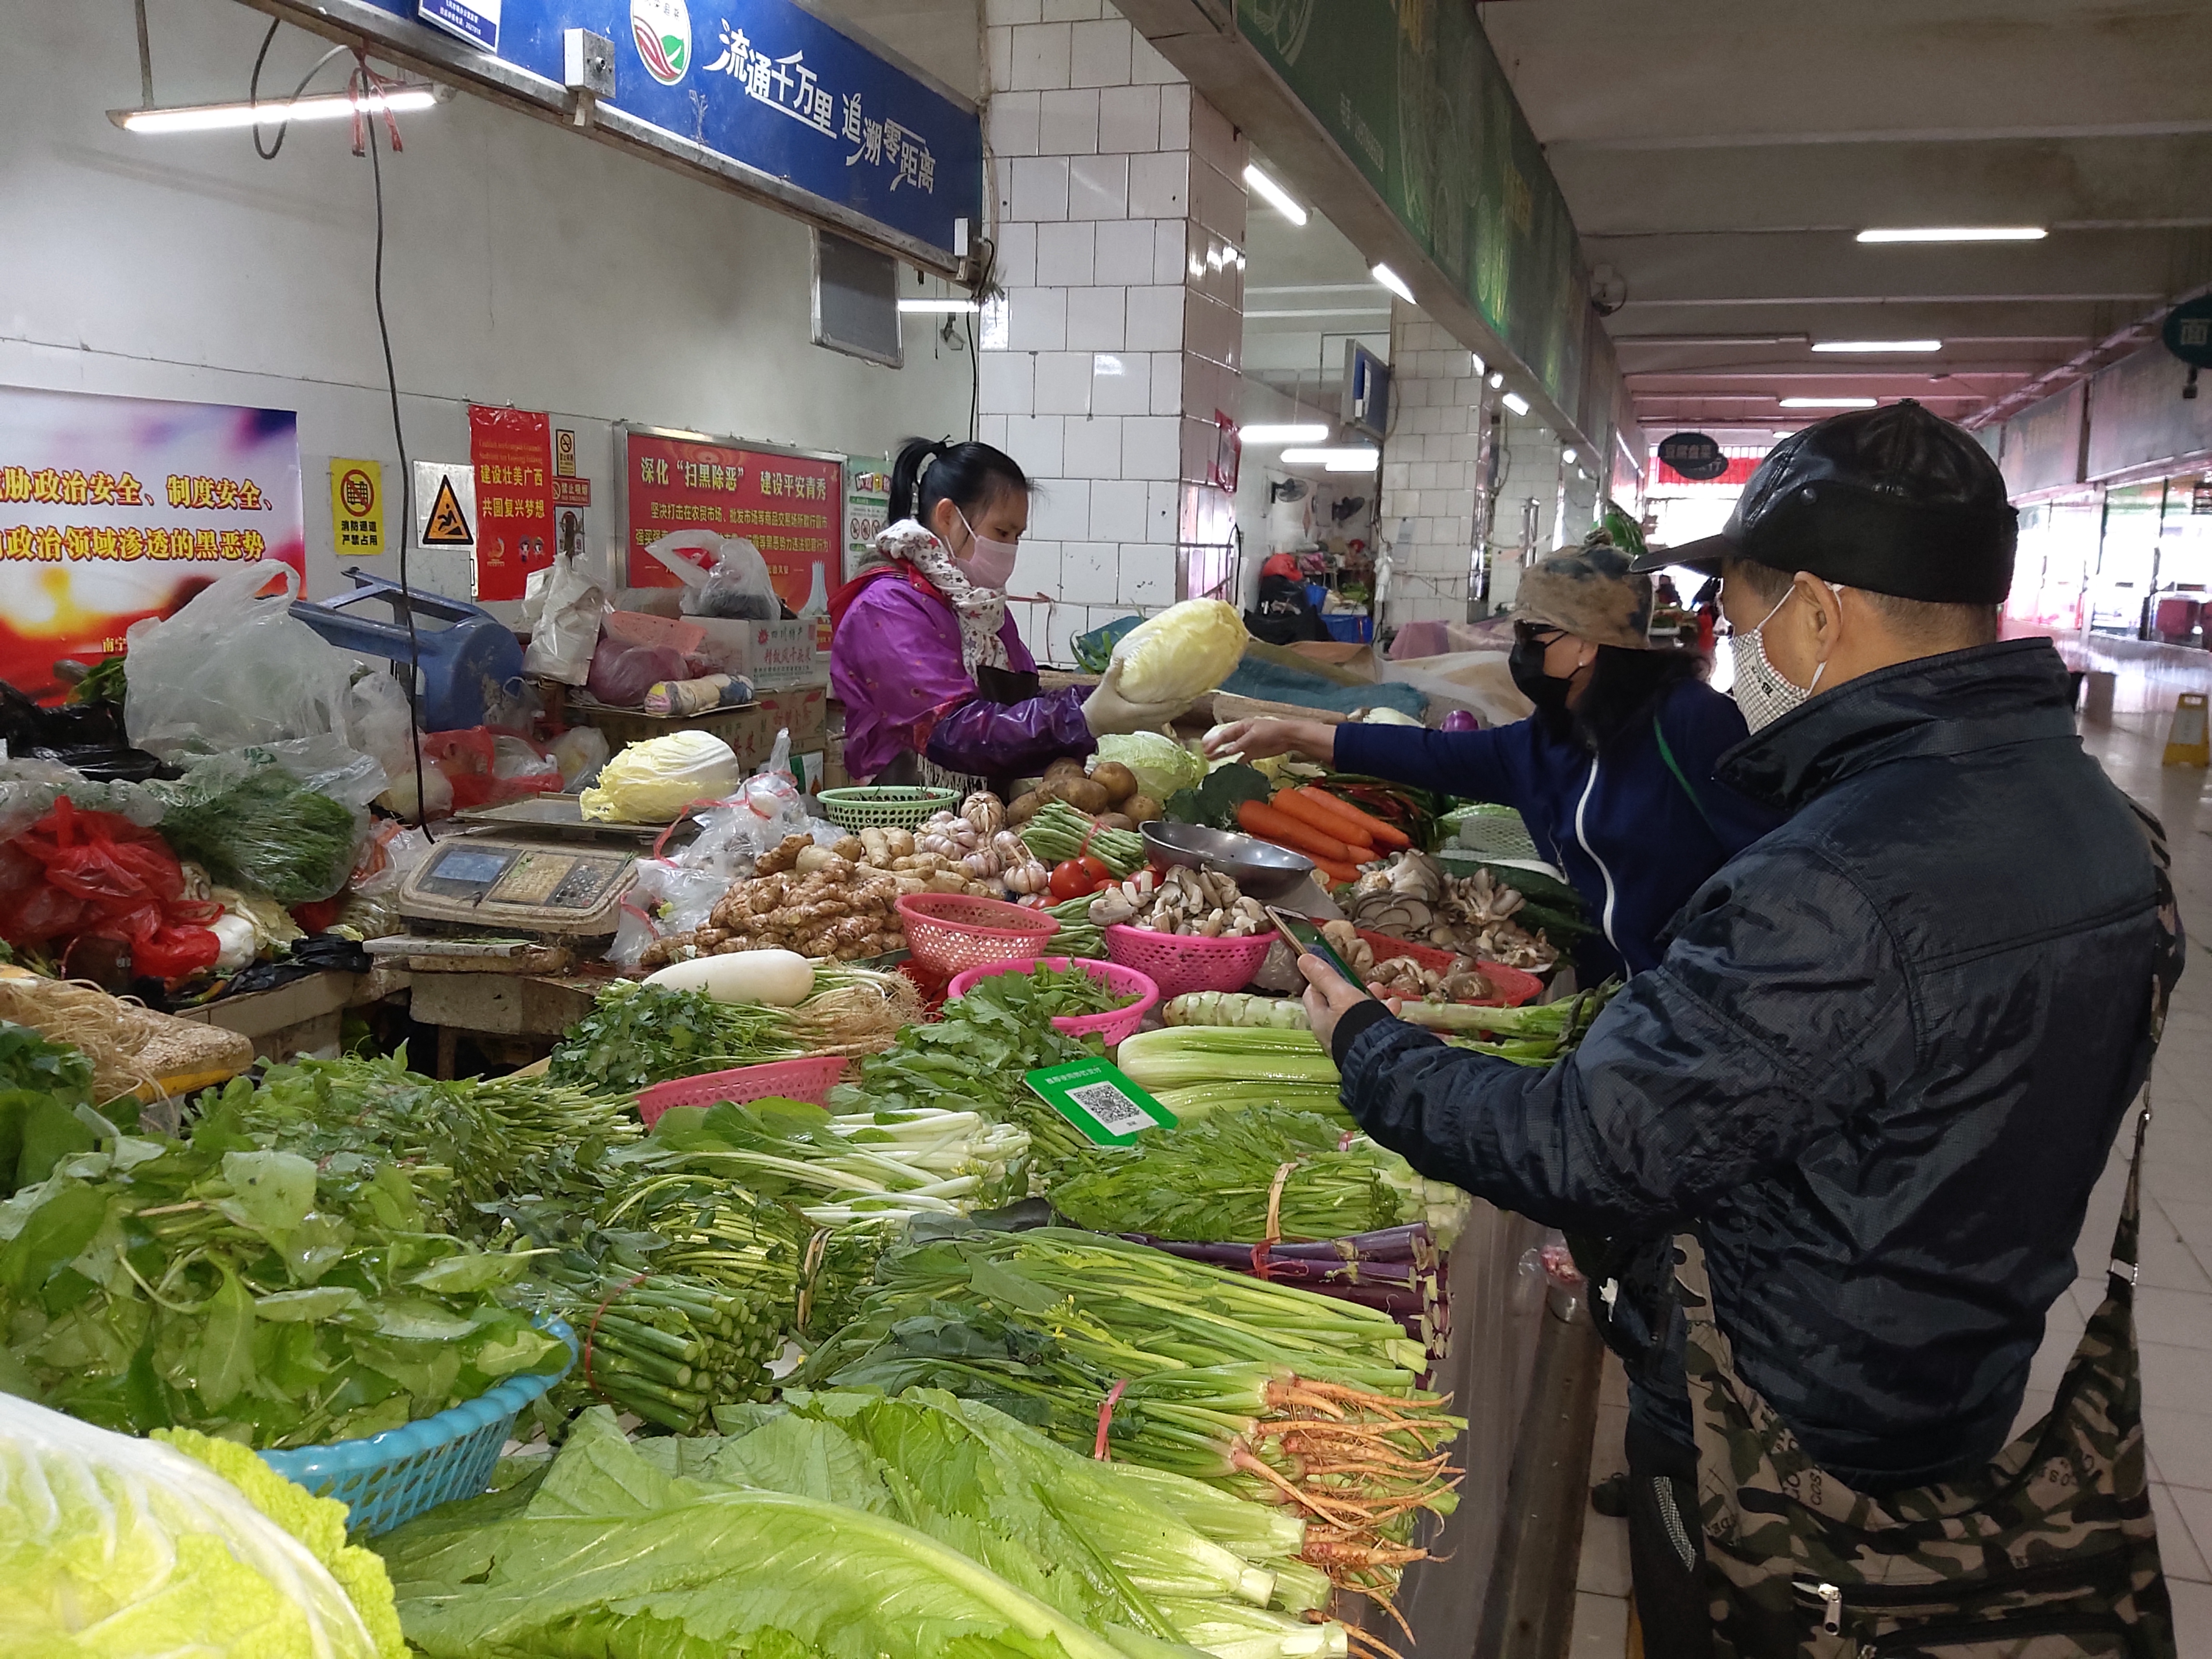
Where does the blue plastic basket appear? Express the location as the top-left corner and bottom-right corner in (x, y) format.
(259, 1315), (577, 1536)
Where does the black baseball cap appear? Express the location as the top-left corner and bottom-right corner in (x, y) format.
(1630, 401), (2019, 604)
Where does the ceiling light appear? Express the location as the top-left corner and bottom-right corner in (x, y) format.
(1371, 263), (1414, 303)
(112, 85), (437, 133)
(1780, 396), (1879, 409)
(1811, 339), (1941, 353)
(1243, 164), (1308, 227)
(1500, 392), (1530, 416)
(1241, 424), (1330, 444)
(1855, 227), (2046, 243)
(1487, 371), (1504, 389)
(1561, 448), (1578, 465)
(1470, 352), (1486, 377)
(1281, 447), (1381, 472)
(898, 298), (980, 313)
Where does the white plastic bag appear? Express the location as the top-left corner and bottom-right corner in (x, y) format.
(521, 553), (606, 685)
(579, 731), (742, 823)
(124, 563), (355, 759)
(640, 530), (780, 619)
(549, 726), (612, 790)
(606, 856), (731, 970)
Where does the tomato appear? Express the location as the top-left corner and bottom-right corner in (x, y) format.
(1077, 855), (1112, 885)
(1050, 858), (1099, 901)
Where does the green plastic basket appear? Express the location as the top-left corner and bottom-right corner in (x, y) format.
(1440, 803), (1539, 862)
(817, 785), (961, 830)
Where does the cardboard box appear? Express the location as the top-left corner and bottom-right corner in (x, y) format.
(718, 683), (828, 774)
(692, 618), (826, 689)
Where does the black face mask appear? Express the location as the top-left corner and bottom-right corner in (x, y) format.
(1509, 634), (1573, 717)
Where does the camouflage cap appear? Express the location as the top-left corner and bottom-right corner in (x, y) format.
(1514, 529), (1655, 650)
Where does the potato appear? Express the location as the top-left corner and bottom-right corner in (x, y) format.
(1123, 793), (1162, 824)
(1007, 789), (1047, 825)
(1090, 761), (1138, 803)
(1096, 812), (1134, 832)
(1061, 778), (1112, 815)
(1043, 756), (1087, 784)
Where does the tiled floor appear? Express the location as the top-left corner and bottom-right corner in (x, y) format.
(1565, 707), (2212, 1655)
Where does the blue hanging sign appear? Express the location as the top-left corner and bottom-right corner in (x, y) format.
(355, 0), (979, 259)
(419, 0), (499, 52)
(2163, 294), (2212, 371)
(1657, 431), (1727, 481)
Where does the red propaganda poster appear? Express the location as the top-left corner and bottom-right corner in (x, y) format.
(468, 406), (555, 601)
(622, 427), (840, 617)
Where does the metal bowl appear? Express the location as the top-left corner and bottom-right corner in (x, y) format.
(1139, 821), (1315, 899)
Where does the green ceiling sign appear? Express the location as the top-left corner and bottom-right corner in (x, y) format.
(1240, 0), (1595, 428)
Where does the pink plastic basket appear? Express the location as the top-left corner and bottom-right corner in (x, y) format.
(896, 893), (1058, 979)
(1357, 930), (1544, 1008)
(1102, 924), (1274, 1001)
(945, 956), (1160, 1047)
(635, 1055), (849, 1130)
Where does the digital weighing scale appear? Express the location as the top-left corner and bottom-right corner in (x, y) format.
(395, 796), (666, 939)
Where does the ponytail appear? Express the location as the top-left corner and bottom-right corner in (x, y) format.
(887, 435), (1031, 529)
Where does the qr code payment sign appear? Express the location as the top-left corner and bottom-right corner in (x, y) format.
(1068, 1080), (1154, 1137)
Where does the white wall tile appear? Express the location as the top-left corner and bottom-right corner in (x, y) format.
(1037, 87), (1101, 155)
(1092, 352), (1151, 416)
(978, 350), (1036, 416)
(1031, 478), (1090, 541)
(1188, 159), (1246, 243)
(1068, 153), (1131, 219)
(1038, 0), (1101, 19)
(1065, 285), (1126, 350)
(1145, 480), (1181, 544)
(988, 25), (1013, 93)
(989, 90), (1041, 157)
(1183, 291), (1238, 367)
(1122, 413), (1182, 480)
(1176, 414), (1217, 485)
(1004, 285), (1067, 350)
(1149, 351), (1181, 416)
(1069, 18), (1134, 87)
(1001, 414), (1066, 478)
(1008, 22), (1073, 90)
(1061, 541), (1118, 603)
(1118, 545), (1176, 607)
(1009, 155), (1070, 221)
(1129, 31), (1180, 85)
(1011, 539), (1061, 593)
(1044, 604), (1083, 667)
(1063, 416), (1124, 478)
(1089, 478), (1149, 541)
(1128, 150), (1189, 218)
(994, 220), (1038, 288)
(1190, 95), (1238, 171)
(985, 0), (1043, 23)
(1158, 84), (1192, 153)
(1033, 350), (1093, 415)
(1033, 221), (1095, 286)
(1098, 84), (1161, 154)
(1092, 218), (1156, 285)
(977, 413), (1009, 450)
(1152, 218), (1188, 284)
(1125, 285), (1185, 351)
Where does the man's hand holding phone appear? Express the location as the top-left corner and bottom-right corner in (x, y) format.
(1297, 949), (1386, 1050)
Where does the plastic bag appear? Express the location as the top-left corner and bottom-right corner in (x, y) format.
(0, 756), (164, 842)
(150, 749), (367, 905)
(641, 529), (780, 620)
(606, 856), (731, 970)
(0, 797), (221, 976)
(549, 726), (612, 790)
(350, 822), (433, 898)
(521, 552), (606, 685)
(123, 562), (355, 759)
(587, 638), (690, 708)
(1107, 598), (1248, 705)
(417, 729), (563, 813)
(0, 1393), (390, 1659)
(579, 731), (742, 823)
(644, 672), (751, 716)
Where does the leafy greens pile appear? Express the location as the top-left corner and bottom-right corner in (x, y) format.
(154, 753), (361, 904)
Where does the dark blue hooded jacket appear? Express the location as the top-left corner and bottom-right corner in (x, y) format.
(1334, 679), (1786, 979)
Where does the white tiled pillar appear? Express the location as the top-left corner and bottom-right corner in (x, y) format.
(1377, 309), (1488, 630)
(979, 0), (1246, 666)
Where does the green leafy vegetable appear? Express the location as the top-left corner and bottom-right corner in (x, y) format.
(154, 753), (360, 904)
(1165, 763), (1273, 833)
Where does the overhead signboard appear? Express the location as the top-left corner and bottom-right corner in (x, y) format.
(348, 0), (981, 262)
(620, 425), (840, 617)
(2163, 294), (2212, 370)
(1656, 432), (1726, 482)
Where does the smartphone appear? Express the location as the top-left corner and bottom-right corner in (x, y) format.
(1265, 906), (1376, 999)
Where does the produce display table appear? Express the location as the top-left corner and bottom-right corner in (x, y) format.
(174, 966), (412, 1062)
(404, 970), (607, 1078)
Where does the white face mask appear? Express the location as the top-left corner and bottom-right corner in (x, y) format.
(1729, 582), (1840, 733)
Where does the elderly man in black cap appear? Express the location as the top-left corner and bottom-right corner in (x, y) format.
(1299, 403), (2178, 1654)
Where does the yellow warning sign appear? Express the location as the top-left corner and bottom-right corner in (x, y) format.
(421, 474), (475, 546)
(2163, 692), (2209, 767)
(329, 458), (384, 555)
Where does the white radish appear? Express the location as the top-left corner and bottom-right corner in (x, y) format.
(646, 947), (815, 1006)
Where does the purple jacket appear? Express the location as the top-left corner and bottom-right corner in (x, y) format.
(828, 564), (1093, 781)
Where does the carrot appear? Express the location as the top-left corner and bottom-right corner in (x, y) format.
(1297, 785), (1411, 851)
(1307, 854), (1363, 887)
(1271, 789), (1377, 851)
(1237, 799), (1357, 863)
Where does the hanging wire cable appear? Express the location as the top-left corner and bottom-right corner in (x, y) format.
(247, 19), (350, 162)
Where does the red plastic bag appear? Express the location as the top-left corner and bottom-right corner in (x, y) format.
(420, 729), (565, 812)
(0, 799), (220, 977)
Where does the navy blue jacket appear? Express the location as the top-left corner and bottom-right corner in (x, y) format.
(1332, 640), (2168, 1489)
(1334, 680), (1785, 978)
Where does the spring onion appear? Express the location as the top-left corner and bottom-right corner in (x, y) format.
(1116, 1025), (1340, 1092)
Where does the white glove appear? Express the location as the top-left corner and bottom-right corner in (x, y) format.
(1082, 659), (1190, 737)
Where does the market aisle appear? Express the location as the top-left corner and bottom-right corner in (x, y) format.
(1563, 708), (2212, 1655)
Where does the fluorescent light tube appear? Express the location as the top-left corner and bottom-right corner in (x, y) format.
(1780, 396), (1880, 409)
(114, 86), (437, 133)
(1470, 352), (1486, 377)
(1488, 371), (1505, 389)
(1500, 392), (1530, 416)
(1855, 227), (2046, 243)
(899, 298), (981, 314)
(1281, 447), (1381, 471)
(1240, 424), (1330, 444)
(1811, 339), (1941, 353)
(1371, 263), (1415, 303)
(1243, 164), (1308, 227)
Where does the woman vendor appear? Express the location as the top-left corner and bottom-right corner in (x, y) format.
(830, 437), (1180, 788)
(1205, 531), (1786, 982)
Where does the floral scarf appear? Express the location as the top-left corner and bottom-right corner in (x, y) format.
(874, 519), (1009, 678)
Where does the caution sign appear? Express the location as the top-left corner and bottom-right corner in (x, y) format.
(329, 458), (384, 555)
(410, 460), (476, 555)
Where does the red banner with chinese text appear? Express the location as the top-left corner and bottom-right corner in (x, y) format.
(468, 406), (555, 602)
(623, 430), (838, 617)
